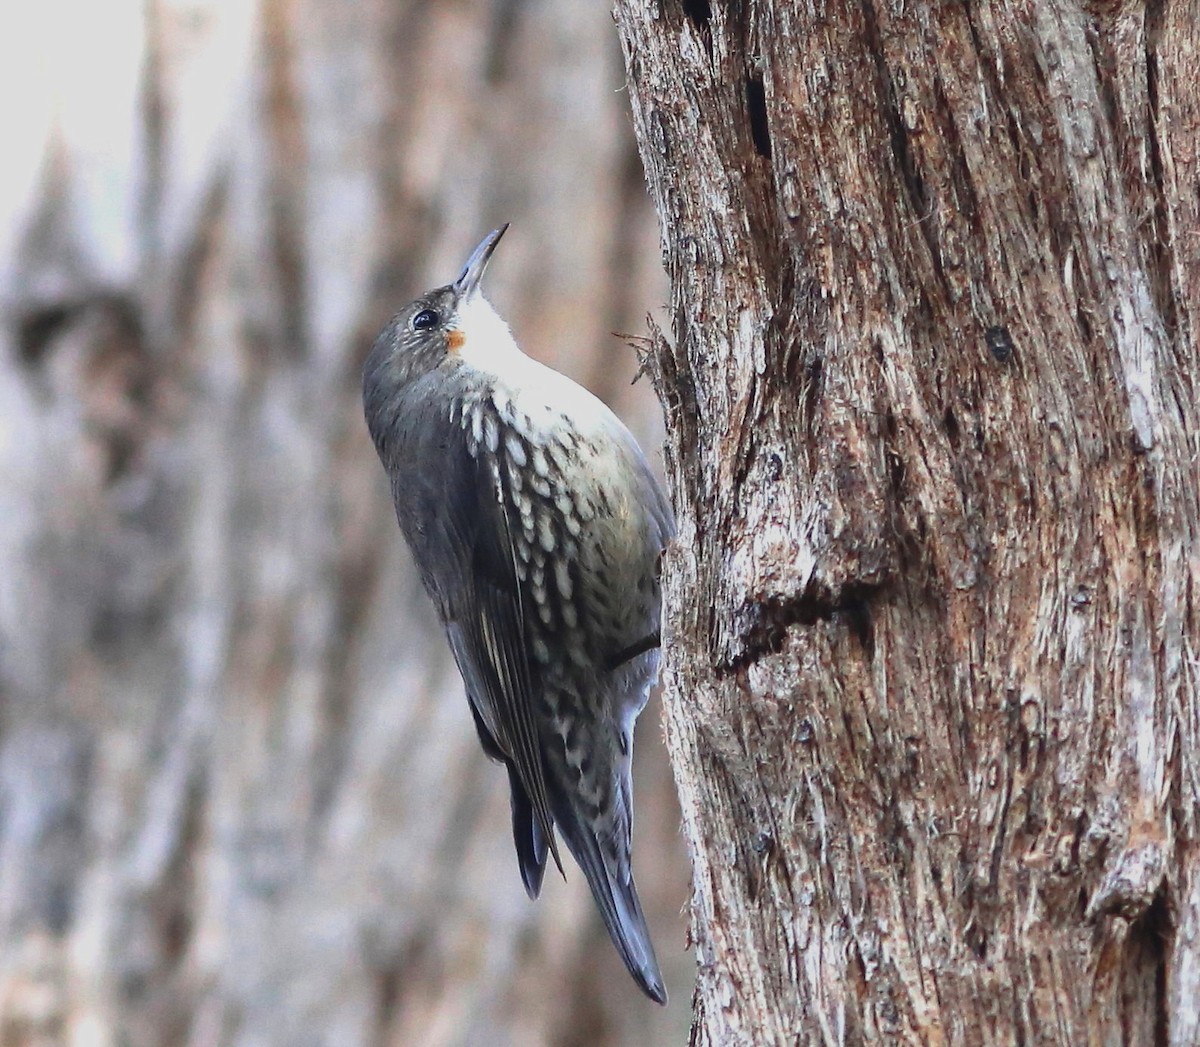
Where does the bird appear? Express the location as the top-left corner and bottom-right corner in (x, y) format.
(362, 224), (673, 1003)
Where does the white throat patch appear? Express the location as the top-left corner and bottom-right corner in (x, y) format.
(452, 295), (524, 375)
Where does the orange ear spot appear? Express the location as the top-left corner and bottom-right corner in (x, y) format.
(447, 330), (466, 352)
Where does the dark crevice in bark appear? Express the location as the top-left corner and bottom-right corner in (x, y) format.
(763, 451), (783, 482)
(654, 319), (702, 511)
(962, 3), (1004, 115)
(724, 582), (884, 672)
(861, 0), (932, 251)
(943, 405), (961, 446)
(1075, 284), (1095, 345)
(1010, 693), (1046, 778)
(961, 859), (994, 961)
(744, 714), (800, 904)
(986, 323), (1015, 364)
(745, 72), (771, 159)
(728, 383), (764, 520)
(802, 352), (823, 436)
(680, 0), (711, 30)
(1088, 28), (1120, 146)
(1143, 0), (1177, 336)
(841, 595), (875, 659)
(1120, 888), (1171, 1047)
(1003, 105), (1043, 228)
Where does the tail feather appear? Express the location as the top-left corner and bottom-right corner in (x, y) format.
(506, 764), (549, 899)
(466, 692), (552, 898)
(552, 796), (667, 1005)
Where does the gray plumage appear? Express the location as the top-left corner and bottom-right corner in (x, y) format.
(362, 225), (673, 1003)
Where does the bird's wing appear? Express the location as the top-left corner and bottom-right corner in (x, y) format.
(437, 440), (563, 876)
(463, 692), (550, 898)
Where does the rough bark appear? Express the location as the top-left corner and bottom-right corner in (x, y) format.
(0, 2), (689, 1045)
(615, 1), (1198, 1044)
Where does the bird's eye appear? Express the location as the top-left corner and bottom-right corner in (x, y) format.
(412, 309), (440, 331)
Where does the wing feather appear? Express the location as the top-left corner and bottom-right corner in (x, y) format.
(439, 441), (562, 876)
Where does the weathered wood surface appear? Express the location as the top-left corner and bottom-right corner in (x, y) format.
(615, 1), (1198, 1044)
(0, 2), (690, 1044)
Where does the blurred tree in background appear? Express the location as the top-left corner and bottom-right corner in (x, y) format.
(0, 2), (690, 1044)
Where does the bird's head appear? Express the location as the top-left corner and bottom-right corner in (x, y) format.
(365, 224), (516, 397)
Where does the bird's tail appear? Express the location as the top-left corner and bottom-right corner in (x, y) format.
(552, 797), (667, 1004)
(506, 763), (550, 899)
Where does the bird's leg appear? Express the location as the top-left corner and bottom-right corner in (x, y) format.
(605, 631), (661, 672)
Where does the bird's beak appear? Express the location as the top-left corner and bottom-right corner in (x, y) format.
(454, 224), (509, 299)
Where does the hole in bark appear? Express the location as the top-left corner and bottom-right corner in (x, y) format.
(796, 583), (882, 657)
(727, 582), (886, 670)
(943, 406), (961, 445)
(887, 453), (905, 504)
(985, 324), (1014, 363)
(1142, 6), (1176, 332)
(844, 596), (874, 659)
(1121, 890), (1171, 1047)
(746, 73), (772, 158)
(681, 0), (711, 27)
(803, 354), (824, 422)
(864, 0), (929, 220)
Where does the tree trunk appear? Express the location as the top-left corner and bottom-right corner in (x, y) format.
(0, 2), (689, 1044)
(615, 1), (1198, 1044)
